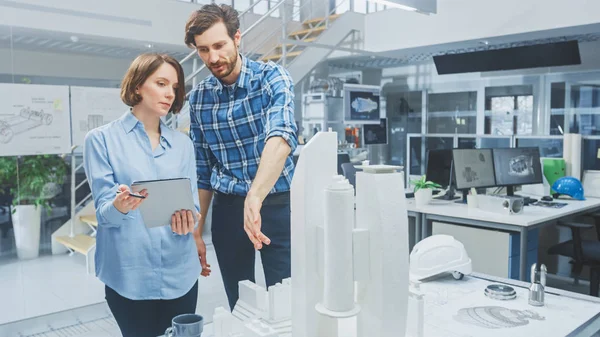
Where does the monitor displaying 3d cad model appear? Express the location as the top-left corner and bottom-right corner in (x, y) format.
(343, 84), (381, 124)
(452, 148), (496, 190)
(493, 147), (543, 189)
(363, 118), (388, 145)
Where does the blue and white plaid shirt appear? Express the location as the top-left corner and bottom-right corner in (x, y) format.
(189, 55), (298, 196)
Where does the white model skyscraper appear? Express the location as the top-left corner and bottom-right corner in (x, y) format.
(214, 129), (412, 337)
(291, 130), (410, 337)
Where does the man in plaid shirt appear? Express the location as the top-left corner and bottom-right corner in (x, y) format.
(185, 4), (298, 310)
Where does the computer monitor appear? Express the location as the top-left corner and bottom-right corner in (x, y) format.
(492, 147), (543, 196)
(425, 149), (459, 200)
(363, 118), (388, 145)
(452, 148), (496, 202)
(343, 84), (381, 125)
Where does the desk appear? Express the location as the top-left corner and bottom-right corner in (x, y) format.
(407, 195), (600, 281)
(166, 272), (600, 337)
(416, 272), (600, 337)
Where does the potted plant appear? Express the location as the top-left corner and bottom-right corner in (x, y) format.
(0, 155), (68, 259)
(411, 175), (441, 207)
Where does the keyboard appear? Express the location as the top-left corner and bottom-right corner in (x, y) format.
(532, 201), (568, 208)
(513, 194), (537, 206)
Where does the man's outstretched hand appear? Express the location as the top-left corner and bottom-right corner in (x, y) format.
(244, 194), (270, 250)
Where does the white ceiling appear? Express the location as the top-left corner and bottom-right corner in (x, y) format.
(0, 25), (192, 60)
(326, 30), (600, 72)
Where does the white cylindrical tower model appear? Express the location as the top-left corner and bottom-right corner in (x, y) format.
(315, 175), (360, 317)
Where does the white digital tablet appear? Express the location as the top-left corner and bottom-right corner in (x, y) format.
(131, 178), (198, 228)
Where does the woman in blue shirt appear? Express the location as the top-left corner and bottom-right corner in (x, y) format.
(83, 53), (211, 337)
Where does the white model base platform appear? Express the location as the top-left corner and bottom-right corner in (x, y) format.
(211, 273), (600, 337)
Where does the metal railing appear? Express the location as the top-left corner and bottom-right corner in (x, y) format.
(257, 0), (353, 65)
(181, 0), (359, 87)
(172, 0), (360, 132)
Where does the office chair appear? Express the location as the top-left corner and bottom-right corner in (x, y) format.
(547, 213), (600, 297)
(338, 153), (351, 176)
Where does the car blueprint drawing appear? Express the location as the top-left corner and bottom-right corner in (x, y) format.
(0, 107), (54, 144)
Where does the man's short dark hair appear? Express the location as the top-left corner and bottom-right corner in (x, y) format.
(184, 4), (240, 48)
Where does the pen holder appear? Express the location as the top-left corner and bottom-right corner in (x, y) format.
(414, 189), (432, 207)
(467, 195), (478, 209)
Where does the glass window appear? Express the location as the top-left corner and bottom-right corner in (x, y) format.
(234, 0), (251, 11)
(569, 84), (600, 135)
(293, 0), (301, 21)
(516, 138), (563, 158)
(0, 156), (18, 259)
(335, 0), (350, 14)
(253, 0), (268, 14)
(551, 81), (600, 135)
(408, 136), (453, 176)
(385, 91), (422, 168)
(550, 82), (566, 135)
(427, 91), (477, 134)
(457, 137), (476, 149)
(0, 155), (72, 260)
(353, 0), (367, 13)
(583, 138), (600, 171)
(457, 137), (511, 149)
(269, 0), (280, 17)
(484, 85), (533, 136)
(408, 136), (422, 176)
(480, 137), (511, 149)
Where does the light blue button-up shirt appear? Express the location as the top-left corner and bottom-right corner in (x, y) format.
(83, 111), (201, 300)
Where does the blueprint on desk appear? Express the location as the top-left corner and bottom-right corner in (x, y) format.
(419, 275), (600, 337)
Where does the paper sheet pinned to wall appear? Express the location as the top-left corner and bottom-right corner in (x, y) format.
(571, 133), (582, 180)
(563, 133), (573, 177)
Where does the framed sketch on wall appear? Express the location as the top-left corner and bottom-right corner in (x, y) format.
(0, 83), (71, 156)
(70, 86), (128, 148)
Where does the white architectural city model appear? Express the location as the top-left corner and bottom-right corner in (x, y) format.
(213, 130), (425, 337)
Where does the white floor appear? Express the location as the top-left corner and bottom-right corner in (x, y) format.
(0, 240), (267, 336)
(0, 253), (106, 325)
(0, 301), (216, 337)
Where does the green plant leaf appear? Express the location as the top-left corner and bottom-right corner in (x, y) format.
(1, 155), (68, 215)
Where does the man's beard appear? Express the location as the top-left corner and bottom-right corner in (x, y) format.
(210, 50), (238, 79)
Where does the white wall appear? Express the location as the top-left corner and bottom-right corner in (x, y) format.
(0, 0), (292, 53)
(0, 48), (131, 81)
(378, 41), (600, 90)
(0, 0), (182, 47)
(365, 0), (600, 52)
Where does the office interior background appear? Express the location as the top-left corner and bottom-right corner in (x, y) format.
(2, 0), (600, 335)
